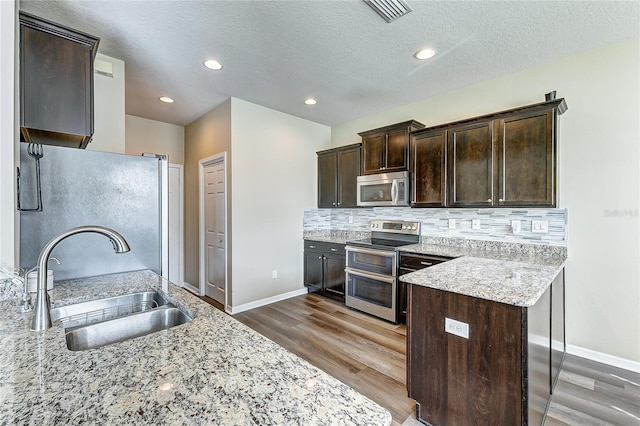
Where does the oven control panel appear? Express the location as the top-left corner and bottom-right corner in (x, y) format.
(370, 220), (420, 235)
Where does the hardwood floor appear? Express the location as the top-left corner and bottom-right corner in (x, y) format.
(225, 294), (640, 425)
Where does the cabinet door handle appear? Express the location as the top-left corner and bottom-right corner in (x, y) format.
(420, 262), (433, 266)
(498, 198), (503, 203)
(309, 245), (316, 249)
(337, 202), (341, 206)
(487, 198), (492, 202)
(318, 256), (323, 259)
(330, 248), (338, 252)
(332, 202), (336, 206)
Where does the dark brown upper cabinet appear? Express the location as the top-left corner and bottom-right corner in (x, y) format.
(359, 120), (425, 175)
(410, 129), (447, 207)
(317, 144), (361, 208)
(495, 108), (556, 207)
(448, 121), (496, 207)
(408, 99), (565, 208)
(19, 12), (100, 149)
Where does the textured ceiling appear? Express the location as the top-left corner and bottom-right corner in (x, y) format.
(18, 0), (640, 127)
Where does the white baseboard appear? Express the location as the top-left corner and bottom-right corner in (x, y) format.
(227, 288), (309, 315)
(567, 344), (640, 373)
(182, 281), (201, 296)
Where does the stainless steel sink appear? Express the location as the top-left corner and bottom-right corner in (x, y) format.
(51, 291), (169, 327)
(50, 290), (193, 351)
(64, 305), (192, 351)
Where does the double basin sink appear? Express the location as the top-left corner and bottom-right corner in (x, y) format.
(50, 290), (193, 351)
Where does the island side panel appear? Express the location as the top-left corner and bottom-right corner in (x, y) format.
(408, 284), (523, 425)
(528, 284), (553, 424)
(407, 283), (448, 422)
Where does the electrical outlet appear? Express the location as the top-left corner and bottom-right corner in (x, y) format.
(511, 220), (521, 234)
(272, 269), (278, 279)
(471, 219), (480, 230)
(448, 218), (456, 229)
(445, 317), (469, 339)
(348, 215), (353, 224)
(531, 220), (549, 234)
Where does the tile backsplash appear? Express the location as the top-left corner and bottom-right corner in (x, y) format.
(304, 207), (567, 247)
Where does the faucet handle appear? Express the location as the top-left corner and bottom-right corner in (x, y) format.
(11, 275), (32, 313)
(20, 288), (32, 312)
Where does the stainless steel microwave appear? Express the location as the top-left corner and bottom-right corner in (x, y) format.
(356, 171), (410, 207)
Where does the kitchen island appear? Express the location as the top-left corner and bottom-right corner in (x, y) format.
(399, 243), (566, 426)
(0, 270), (392, 425)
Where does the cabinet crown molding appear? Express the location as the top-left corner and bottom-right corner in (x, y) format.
(357, 120), (425, 137)
(412, 99), (567, 136)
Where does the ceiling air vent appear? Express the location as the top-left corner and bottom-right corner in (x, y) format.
(363, 0), (413, 23)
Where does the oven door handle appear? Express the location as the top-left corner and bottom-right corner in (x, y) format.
(345, 268), (396, 284)
(345, 246), (397, 259)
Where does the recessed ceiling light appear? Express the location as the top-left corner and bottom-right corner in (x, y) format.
(414, 48), (436, 60)
(159, 96), (174, 103)
(304, 98), (317, 105)
(204, 59), (223, 70)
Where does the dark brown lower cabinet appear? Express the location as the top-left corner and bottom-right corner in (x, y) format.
(398, 252), (452, 324)
(406, 269), (565, 425)
(303, 240), (346, 301)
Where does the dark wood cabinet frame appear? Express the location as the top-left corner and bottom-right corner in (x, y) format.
(410, 99), (567, 208)
(317, 144), (361, 208)
(359, 120), (425, 175)
(19, 12), (100, 149)
(303, 240), (346, 301)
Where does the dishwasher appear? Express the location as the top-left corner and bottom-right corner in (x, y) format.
(397, 252), (452, 323)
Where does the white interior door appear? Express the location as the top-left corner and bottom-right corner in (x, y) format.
(202, 157), (226, 304)
(168, 164), (183, 286)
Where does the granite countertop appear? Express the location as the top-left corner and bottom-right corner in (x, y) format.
(0, 270), (391, 425)
(304, 235), (353, 245)
(303, 232), (566, 307)
(398, 242), (566, 307)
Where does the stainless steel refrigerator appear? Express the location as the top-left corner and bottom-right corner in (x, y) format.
(19, 143), (168, 281)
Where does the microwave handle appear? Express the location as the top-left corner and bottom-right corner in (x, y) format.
(391, 179), (399, 205)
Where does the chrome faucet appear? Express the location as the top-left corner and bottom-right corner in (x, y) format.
(31, 226), (130, 331)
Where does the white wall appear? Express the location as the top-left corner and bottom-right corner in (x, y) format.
(230, 98), (331, 307)
(0, 0), (17, 269)
(183, 99), (232, 288)
(125, 115), (185, 164)
(89, 53), (125, 153)
(332, 38), (640, 363)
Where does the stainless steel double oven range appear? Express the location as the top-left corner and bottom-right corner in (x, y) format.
(345, 220), (420, 323)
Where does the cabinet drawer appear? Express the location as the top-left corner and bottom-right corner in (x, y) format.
(304, 240), (346, 256)
(399, 253), (451, 270)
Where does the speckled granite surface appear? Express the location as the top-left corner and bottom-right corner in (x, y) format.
(0, 270), (391, 425)
(303, 230), (369, 245)
(0, 268), (25, 302)
(399, 239), (566, 307)
(303, 232), (566, 307)
(399, 241), (566, 267)
(400, 256), (564, 307)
